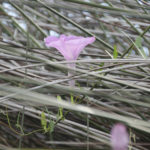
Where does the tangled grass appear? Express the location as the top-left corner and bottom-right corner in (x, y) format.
(0, 0), (150, 149)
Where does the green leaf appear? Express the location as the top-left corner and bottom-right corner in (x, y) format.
(41, 111), (47, 133)
(71, 94), (74, 104)
(135, 36), (142, 48)
(99, 62), (104, 67)
(98, 62), (104, 72)
(135, 36), (147, 59)
(57, 95), (62, 101)
(49, 120), (55, 133)
(16, 112), (21, 129)
(57, 95), (64, 119)
(113, 45), (118, 59)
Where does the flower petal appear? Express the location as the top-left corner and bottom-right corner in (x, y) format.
(111, 123), (129, 150)
(44, 36), (67, 58)
(44, 36), (59, 47)
(44, 35), (95, 61)
(65, 36), (95, 60)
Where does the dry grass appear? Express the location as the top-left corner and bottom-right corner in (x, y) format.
(0, 0), (150, 149)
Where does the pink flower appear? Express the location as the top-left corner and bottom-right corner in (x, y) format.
(44, 35), (95, 86)
(111, 123), (129, 150)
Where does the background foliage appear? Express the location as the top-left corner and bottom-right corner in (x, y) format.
(0, 0), (150, 149)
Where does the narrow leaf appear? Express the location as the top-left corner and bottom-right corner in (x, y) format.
(135, 36), (147, 59)
(113, 45), (118, 59)
(41, 111), (47, 133)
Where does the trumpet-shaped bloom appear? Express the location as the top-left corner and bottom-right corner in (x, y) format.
(44, 34), (95, 86)
(111, 123), (129, 150)
(44, 35), (95, 60)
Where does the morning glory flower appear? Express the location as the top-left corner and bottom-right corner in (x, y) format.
(44, 34), (95, 86)
(111, 123), (129, 150)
